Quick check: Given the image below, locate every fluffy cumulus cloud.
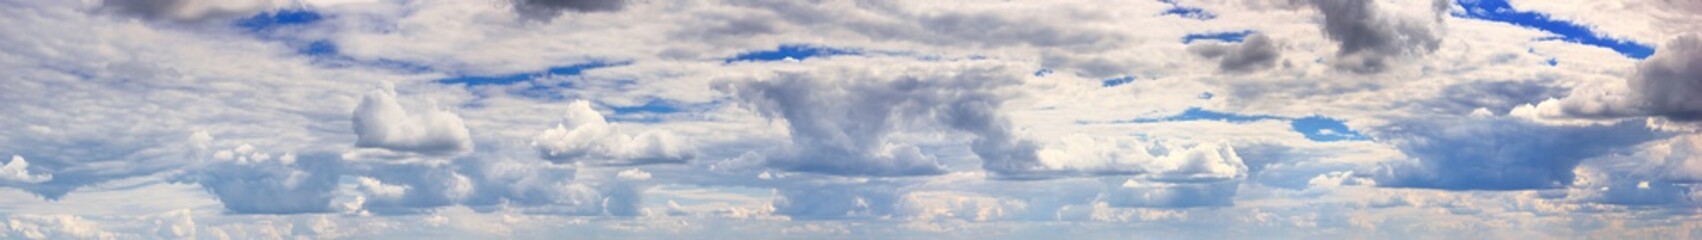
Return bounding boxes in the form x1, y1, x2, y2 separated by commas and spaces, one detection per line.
10, 0, 1702, 238
1031, 136, 1247, 181
531, 100, 695, 165
0, 156, 52, 184
1307, 0, 1448, 73
352, 86, 475, 155
1530, 35, 1702, 122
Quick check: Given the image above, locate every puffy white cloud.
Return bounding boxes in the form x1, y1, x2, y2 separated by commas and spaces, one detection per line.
352, 87, 475, 155
1028, 135, 1247, 181
1646, 135, 1702, 182
1306, 171, 1376, 188
1, 156, 51, 184
531, 100, 696, 165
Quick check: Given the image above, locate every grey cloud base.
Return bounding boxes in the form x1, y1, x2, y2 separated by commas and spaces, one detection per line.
719, 62, 1039, 177
1307, 0, 1446, 73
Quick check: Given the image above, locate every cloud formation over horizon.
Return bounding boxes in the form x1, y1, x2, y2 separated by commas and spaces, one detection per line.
1, 0, 1699, 238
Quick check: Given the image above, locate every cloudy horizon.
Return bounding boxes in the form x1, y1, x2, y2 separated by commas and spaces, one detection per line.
1, 0, 1699, 239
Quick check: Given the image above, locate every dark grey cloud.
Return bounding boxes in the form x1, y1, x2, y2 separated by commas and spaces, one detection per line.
1428, 80, 1568, 114
1373, 116, 1663, 190
512, 0, 626, 20
719, 65, 1037, 177
1544, 35, 1702, 124
1307, 0, 1446, 73
98, 0, 277, 21
1626, 35, 1702, 121
1188, 34, 1281, 73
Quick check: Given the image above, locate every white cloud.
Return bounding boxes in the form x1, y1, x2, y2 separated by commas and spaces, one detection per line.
352, 86, 475, 155
1, 156, 51, 184
531, 100, 696, 165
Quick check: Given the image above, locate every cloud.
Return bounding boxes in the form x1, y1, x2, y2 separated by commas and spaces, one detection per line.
1, 155, 52, 184
1647, 135, 1702, 183
351, 164, 476, 214
352, 87, 475, 155
601, 168, 651, 216
718, 61, 1036, 177
98, 0, 284, 21
195, 145, 342, 214
1517, 35, 1702, 128
1025, 136, 1248, 181
1307, 0, 1447, 73
0, 214, 118, 239
512, 0, 627, 20
773, 181, 901, 219
896, 191, 1027, 222
1188, 34, 1282, 73
1372, 116, 1662, 190
530, 100, 696, 165
1104, 180, 1239, 208
1624, 35, 1702, 121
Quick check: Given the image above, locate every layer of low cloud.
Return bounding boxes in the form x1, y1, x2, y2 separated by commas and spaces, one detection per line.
1373, 116, 1662, 190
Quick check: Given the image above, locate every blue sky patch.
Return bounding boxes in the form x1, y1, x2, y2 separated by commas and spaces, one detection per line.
1033, 68, 1054, 77
237, 10, 323, 32
1125, 108, 1369, 142
437, 62, 623, 87
1182, 31, 1252, 44
1130, 107, 1283, 123
299, 40, 337, 56
1102, 76, 1137, 87
611, 99, 682, 114
725, 44, 860, 63
1453, 0, 1654, 59
1290, 116, 1369, 142
1159, 0, 1216, 20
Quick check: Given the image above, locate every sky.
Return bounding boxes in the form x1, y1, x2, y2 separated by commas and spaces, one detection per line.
0, 0, 1700, 239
